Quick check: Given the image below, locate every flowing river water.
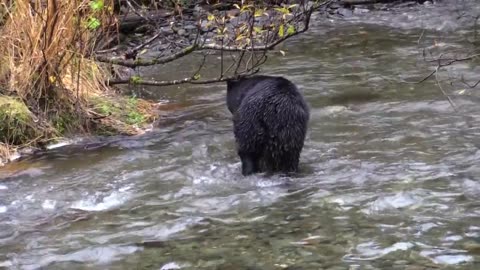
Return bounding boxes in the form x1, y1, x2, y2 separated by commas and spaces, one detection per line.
2, 1, 480, 269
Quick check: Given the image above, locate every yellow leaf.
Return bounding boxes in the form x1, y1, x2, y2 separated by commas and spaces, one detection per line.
233, 4, 240, 9
207, 14, 215, 21
287, 24, 295, 35
278, 24, 284, 37
49, 76, 56, 83
241, 4, 252, 12
275, 7, 289, 14
253, 26, 262, 33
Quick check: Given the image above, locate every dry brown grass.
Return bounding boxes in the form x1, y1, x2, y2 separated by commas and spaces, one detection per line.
0, 0, 116, 115
0, 1, 166, 164
0, 142, 11, 165
0, 0, 120, 146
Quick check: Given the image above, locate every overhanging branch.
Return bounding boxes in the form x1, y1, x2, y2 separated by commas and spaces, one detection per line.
107, 69, 260, 86
95, 0, 332, 69
98, 0, 333, 87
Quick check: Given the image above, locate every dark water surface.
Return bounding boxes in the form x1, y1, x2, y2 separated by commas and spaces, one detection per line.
1, 1, 480, 269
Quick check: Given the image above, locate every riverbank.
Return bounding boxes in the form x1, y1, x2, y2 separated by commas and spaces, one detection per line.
0, 0, 177, 166
0, 93, 163, 165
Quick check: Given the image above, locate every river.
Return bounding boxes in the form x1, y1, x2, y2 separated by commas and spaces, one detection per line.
1, 1, 480, 269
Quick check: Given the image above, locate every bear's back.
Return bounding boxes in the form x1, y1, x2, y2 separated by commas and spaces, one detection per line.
227, 75, 306, 114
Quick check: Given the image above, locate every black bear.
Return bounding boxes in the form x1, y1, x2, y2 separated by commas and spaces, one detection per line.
226, 75, 310, 176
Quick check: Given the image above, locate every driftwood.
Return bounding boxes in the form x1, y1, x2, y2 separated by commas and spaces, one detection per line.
117, 10, 173, 33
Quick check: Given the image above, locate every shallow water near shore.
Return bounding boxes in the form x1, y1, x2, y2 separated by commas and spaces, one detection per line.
1, 1, 480, 269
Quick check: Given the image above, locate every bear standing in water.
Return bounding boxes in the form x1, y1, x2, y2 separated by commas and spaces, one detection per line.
226, 75, 310, 176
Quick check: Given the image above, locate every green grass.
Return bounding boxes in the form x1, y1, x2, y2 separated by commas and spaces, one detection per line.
125, 96, 146, 125
89, 94, 150, 132
126, 111, 145, 125
0, 96, 30, 121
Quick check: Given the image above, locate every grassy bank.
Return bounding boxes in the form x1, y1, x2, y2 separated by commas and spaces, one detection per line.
0, 0, 157, 165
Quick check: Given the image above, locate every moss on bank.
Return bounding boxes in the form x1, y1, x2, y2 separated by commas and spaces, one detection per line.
0, 92, 158, 165
0, 96, 42, 164
88, 93, 159, 136
0, 1, 161, 165
0, 96, 38, 145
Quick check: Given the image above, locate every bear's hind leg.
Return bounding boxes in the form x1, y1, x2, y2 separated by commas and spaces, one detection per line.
239, 151, 261, 176
278, 150, 301, 174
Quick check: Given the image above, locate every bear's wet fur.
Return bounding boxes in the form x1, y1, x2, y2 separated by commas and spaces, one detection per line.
226, 75, 310, 176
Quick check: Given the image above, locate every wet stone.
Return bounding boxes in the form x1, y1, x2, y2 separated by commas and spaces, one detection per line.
337, 8, 353, 17
135, 24, 154, 33
184, 24, 197, 31
353, 7, 370, 14
177, 29, 187, 36
161, 27, 174, 35
153, 43, 170, 52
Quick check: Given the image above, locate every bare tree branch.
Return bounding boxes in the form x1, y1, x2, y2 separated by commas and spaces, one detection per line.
418, 53, 480, 84
434, 65, 458, 112
95, 1, 332, 68
107, 69, 260, 86
461, 78, 480, 88
100, 0, 333, 87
